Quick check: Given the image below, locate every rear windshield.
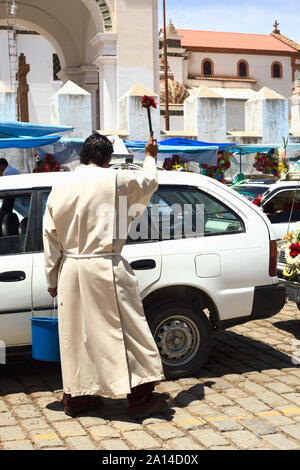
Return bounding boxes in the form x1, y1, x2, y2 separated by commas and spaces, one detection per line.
234, 185, 270, 202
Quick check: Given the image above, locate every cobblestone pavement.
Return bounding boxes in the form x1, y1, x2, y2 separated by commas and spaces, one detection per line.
0, 302, 300, 451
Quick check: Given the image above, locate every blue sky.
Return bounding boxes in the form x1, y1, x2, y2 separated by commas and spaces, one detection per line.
158, 0, 300, 43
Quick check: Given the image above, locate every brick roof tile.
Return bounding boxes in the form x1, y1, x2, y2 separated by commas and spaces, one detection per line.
178, 29, 298, 53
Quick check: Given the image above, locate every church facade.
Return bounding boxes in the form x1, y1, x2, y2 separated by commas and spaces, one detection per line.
0, 0, 159, 130
159, 21, 300, 134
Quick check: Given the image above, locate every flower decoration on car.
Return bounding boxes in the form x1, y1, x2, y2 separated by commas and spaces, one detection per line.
253, 148, 289, 179
282, 223, 300, 279
163, 154, 189, 171
33, 154, 69, 173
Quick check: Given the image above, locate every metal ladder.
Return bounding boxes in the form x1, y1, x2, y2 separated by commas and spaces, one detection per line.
6, 0, 19, 119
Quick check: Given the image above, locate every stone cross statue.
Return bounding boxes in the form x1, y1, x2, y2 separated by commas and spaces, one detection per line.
273, 20, 280, 34
16, 53, 30, 122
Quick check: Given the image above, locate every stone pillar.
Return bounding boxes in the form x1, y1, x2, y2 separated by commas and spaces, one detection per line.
119, 83, 160, 141
91, 33, 118, 131
291, 77, 300, 135
0, 81, 16, 121
184, 86, 227, 142
50, 80, 92, 138
245, 87, 289, 144
58, 66, 99, 130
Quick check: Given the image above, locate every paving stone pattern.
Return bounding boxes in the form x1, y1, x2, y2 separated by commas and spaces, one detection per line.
0, 302, 300, 450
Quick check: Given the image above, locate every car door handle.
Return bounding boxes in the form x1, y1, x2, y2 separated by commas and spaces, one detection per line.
0, 271, 26, 282
130, 259, 156, 270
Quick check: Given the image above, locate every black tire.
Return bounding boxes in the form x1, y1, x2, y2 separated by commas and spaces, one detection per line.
145, 300, 213, 379
297, 303, 300, 311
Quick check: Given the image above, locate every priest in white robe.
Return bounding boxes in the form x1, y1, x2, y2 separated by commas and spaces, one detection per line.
43, 133, 169, 418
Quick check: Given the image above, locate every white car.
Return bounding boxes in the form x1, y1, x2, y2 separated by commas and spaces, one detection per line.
233, 179, 300, 240
0, 170, 285, 378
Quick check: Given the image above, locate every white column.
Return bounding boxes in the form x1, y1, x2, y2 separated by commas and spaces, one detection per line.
98, 57, 117, 130
291, 79, 300, 135
91, 33, 118, 131
0, 81, 16, 121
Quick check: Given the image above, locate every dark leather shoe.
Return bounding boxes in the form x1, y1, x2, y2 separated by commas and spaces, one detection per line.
128, 394, 170, 419
63, 395, 103, 418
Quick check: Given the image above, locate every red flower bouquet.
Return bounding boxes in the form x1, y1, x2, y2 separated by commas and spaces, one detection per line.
140, 95, 157, 135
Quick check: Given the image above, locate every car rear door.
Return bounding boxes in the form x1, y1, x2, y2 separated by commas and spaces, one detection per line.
31, 189, 162, 317
0, 189, 36, 347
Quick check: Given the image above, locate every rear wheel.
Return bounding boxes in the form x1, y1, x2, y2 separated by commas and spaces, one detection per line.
146, 300, 213, 379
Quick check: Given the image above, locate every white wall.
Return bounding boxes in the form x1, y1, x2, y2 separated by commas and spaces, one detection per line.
0, 31, 62, 124
187, 51, 293, 98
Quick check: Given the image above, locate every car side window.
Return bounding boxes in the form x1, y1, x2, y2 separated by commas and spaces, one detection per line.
0, 192, 32, 255
127, 185, 244, 244
264, 190, 300, 223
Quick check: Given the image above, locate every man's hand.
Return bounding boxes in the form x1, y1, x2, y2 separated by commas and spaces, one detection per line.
145, 132, 158, 159
48, 287, 57, 298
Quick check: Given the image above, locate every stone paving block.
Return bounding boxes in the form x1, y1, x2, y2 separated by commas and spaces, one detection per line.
210, 378, 234, 391
281, 393, 300, 406
266, 382, 295, 394
21, 417, 50, 431
223, 389, 248, 400
0, 412, 17, 427
30, 429, 63, 448
112, 419, 144, 432
53, 420, 87, 438
89, 424, 121, 440
122, 430, 160, 450
259, 391, 290, 407
207, 394, 235, 407
13, 404, 41, 419
0, 426, 26, 441
240, 381, 268, 395
77, 415, 107, 428
65, 436, 99, 450
235, 397, 271, 413
280, 424, 300, 441
190, 428, 230, 448
3, 440, 35, 450
187, 403, 220, 418
222, 406, 253, 419
100, 439, 131, 450
223, 430, 262, 449
5, 393, 32, 406
174, 391, 203, 407
239, 418, 276, 436
0, 401, 9, 413
147, 423, 185, 440
262, 433, 299, 450
172, 408, 205, 430
208, 417, 244, 432
165, 437, 203, 450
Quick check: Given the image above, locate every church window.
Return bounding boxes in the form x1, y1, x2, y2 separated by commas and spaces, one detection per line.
238, 60, 248, 77
272, 62, 283, 79
202, 59, 213, 76
53, 54, 61, 81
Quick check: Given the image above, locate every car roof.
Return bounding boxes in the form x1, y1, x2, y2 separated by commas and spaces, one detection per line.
238, 180, 300, 189
0, 168, 220, 191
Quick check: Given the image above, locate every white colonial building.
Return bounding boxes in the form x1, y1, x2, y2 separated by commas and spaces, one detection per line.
159, 21, 300, 142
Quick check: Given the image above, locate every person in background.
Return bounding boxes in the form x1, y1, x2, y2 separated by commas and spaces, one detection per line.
0, 158, 20, 176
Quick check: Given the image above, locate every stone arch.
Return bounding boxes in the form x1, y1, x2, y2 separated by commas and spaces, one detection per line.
81, 0, 113, 32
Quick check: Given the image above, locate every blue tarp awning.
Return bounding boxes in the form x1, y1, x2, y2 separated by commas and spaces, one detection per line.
0, 121, 72, 138
0, 135, 62, 149
124, 139, 219, 153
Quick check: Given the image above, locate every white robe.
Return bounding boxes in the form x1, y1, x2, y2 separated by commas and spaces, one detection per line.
43, 157, 165, 397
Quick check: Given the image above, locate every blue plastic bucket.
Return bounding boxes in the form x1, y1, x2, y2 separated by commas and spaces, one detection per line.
31, 317, 60, 362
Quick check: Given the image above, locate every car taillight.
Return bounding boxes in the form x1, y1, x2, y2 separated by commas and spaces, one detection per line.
269, 240, 277, 277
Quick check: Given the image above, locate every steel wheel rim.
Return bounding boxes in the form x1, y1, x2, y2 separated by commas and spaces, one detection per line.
154, 315, 201, 367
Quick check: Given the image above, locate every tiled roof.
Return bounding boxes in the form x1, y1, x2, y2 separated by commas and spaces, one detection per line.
178, 29, 299, 53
